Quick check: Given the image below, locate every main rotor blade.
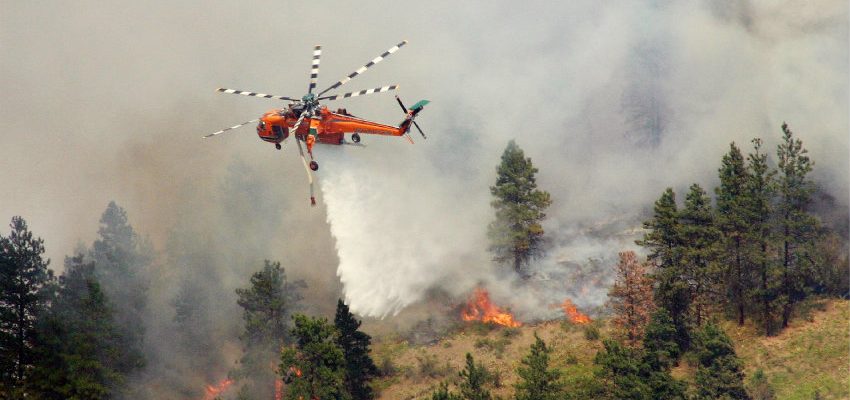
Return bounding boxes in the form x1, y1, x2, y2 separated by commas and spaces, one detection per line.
317, 40, 407, 96
216, 88, 298, 101
413, 120, 426, 139
308, 45, 321, 94
318, 85, 399, 101
203, 119, 259, 138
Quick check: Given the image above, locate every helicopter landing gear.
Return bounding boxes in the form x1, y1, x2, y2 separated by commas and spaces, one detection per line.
309, 161, 319, 171
275, 143, 282, 150
351, 133, 361, 143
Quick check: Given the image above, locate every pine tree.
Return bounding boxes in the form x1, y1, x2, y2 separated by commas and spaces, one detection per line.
236, 260, 305, 398
280, 314, 349, 400
334, 299, 378, 400
637, 189, 690, 349
458, 353, 491, 400
692, 322, 750, 400
642, 308, 680, 371
488, 140, 552, 277
89, 201, 149, 374
716, 142, 753, 325
608, 251, 656, 347
679, 183, 721, 327
514, 334, 562, 400
746, 138, 779, 336
0, 216, 53, 397
775, 123, 819, 329
431, 381, 461, 400
593, 339, 652, 400
28, 255, 124, 399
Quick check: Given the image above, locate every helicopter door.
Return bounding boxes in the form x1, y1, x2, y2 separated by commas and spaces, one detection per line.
271, 125, 288, 140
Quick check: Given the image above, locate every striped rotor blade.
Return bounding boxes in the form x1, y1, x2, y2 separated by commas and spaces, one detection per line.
216, 88, 297, 101
203, 119, 259, 138
319, 85, 399, 101
308, 45, 321, 94
317, 40, 407, 96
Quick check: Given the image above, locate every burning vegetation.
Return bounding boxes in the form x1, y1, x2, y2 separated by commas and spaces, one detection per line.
202, 378, 234, 400
461, 287, 522, 327
560, 298, 591, 325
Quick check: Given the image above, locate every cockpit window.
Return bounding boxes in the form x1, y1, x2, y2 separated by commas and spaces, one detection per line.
258, 121, 266, 130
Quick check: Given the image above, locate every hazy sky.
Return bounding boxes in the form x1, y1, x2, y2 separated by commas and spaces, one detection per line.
2, 0, 847, 317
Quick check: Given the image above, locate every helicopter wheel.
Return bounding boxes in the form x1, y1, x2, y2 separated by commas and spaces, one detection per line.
352, 133, 361, 143
309, 161, 319, 171
275, 143, 282, 150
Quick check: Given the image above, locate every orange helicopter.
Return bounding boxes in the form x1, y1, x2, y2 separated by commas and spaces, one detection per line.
206, 40, 429, 205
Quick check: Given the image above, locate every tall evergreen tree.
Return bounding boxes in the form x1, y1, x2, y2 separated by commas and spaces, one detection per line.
514, 334, 562, 400
280, 314, 349, 400
775, 123, 819, 328
458, 353, 491, 400
716, 142, 753, 325
642, 308, 680, 371
593, 339, 652, 400
236, 260, 305, 398
0, 216, 53, 398
692, 322, 750, 400
89, 201, 149, 374
745, 138, 779, 335
679, 183, 721, 327
28, 256, 124, 399
637, 189, 690, 349
488, 140, 552, 277
608, 251, 656, 347
334, 299, 378, 400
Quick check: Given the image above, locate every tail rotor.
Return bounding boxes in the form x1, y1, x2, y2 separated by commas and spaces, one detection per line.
396, 95, 429, 139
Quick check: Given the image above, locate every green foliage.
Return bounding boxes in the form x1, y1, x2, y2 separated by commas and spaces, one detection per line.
594, 339, 653, 399
643, 308, 680, 370
693, 322, 750, 400
0, 216, 53, 396
638, 188, 691, 349
679, 183, 722, 327
335, 299, 379, 399
488, 140, 552, 277
514, 334, 562, 400
458, 353, 492, 400
583, 324, 600, 341
748, 369, 775, 400
716, 142, 754, 325
473, 337, 511, 358
280, 314, 349, 400
236, 260, 305, 398
28, 256, 125, 400
89, 202, 149, 375
431, 381, 462, 400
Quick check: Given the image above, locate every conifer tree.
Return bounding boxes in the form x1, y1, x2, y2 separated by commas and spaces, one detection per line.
637, 189, 690, 349
716, 142, 753, 325
236, 260, 305, 398
28, 256, 124, 399
280, 314, 349, 400
458, 353, 491, 400
89, 201, 149, 374
514, 334, 562, 400
642, 308, 680, 371
775, 123, 819, 328
431, 382, 461, 400
679, 183, 721, 327
593, 339, 652, 400
745, 138, 778, 335
334, 299, 378, 400
692, 322, 750, 400
488, 140, 552, 277
608, 251, 656, 347
0, 216, 53, 397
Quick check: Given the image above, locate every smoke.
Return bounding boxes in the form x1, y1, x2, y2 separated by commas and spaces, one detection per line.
1, 0, 847, 396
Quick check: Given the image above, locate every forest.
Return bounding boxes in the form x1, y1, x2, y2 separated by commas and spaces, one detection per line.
1, 122, 847, 400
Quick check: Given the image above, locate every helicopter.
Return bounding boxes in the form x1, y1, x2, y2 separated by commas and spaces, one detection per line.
206, 40, 429, 206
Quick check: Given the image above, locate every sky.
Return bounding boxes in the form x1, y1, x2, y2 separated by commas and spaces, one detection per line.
1, 0, 847, 319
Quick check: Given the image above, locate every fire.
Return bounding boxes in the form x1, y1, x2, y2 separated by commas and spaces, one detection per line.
275, 379, 283, 400
461, 287, 522, 327
202, 378, 234, 400
560, 298, 591, 324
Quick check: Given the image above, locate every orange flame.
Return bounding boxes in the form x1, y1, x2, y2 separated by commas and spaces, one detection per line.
461, 288, 522, 327
275, 379, 283, 400
560, 299, 591, 324
202, 378, 234, 400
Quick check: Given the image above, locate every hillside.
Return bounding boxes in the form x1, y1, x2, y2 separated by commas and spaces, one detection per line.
372, 299, 849, 400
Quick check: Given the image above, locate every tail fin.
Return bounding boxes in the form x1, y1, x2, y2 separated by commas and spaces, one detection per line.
398, 99, 429, 132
